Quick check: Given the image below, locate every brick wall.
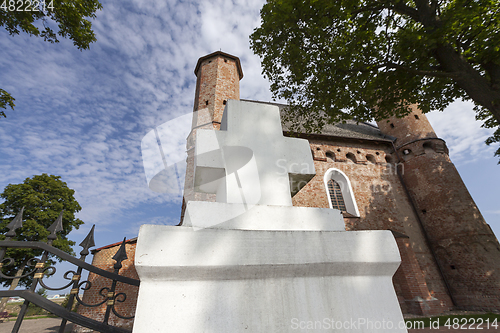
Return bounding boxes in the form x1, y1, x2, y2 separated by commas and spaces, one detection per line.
378, 107, 500, 311
393, 235, 445, 315
73, 240, 139, 332
291, 136, 452, 314
399, 145, 500, 310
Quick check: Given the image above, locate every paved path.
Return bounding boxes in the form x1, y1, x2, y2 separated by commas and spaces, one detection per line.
0, 317, 73, 333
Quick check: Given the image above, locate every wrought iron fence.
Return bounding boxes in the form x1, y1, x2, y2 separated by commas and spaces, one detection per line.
0, 208, 140, 333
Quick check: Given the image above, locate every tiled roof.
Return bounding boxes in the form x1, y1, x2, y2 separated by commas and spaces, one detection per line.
240, 99, 391, 142
91, 237, 137, 254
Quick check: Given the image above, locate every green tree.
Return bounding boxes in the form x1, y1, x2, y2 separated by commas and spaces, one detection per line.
0, 174, 84, 290
36, 287, 48, 297
250, 0, 500, 156
0, 0, 102, 119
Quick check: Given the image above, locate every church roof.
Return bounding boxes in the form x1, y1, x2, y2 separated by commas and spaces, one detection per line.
91, 237, 137, 254
240, 99, 392, 142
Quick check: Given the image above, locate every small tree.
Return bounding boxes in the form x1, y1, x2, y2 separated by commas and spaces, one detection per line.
35, 287, 48, 298
0, 174, 84, 309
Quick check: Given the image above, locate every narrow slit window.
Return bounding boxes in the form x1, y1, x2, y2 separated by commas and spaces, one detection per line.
327, 179, 347, 212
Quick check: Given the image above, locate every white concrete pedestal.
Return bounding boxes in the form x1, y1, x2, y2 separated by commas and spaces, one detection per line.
182, 201, 346, 231
133, 224, 407, 332
134, 100, 407, 332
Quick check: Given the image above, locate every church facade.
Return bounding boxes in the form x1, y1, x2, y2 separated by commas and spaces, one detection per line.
182, 51, 500, 315
78, 51, 500, 329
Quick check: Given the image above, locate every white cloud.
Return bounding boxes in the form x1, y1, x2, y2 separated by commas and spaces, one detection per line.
125, 214, 180, 237
426, 101, 496, 164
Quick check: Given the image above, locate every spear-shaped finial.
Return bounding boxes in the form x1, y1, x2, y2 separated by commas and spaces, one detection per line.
5, 207, 24, 238
112, 238, 128, 270
47, 210, 64, 240
79, 225, 96, 257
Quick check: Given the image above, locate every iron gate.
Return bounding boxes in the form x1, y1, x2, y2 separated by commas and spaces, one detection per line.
0, 208, 140, 333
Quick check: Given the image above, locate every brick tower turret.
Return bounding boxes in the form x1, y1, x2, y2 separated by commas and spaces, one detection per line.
180, 52, 243, 223
377, 105, 500, 310
193, 51, 243, 128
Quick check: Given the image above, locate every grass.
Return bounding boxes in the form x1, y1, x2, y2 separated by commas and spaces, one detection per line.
4, 298, 67, 320
5, 314, 58, 321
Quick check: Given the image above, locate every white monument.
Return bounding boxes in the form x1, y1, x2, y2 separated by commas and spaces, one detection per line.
133, 100, 408, 332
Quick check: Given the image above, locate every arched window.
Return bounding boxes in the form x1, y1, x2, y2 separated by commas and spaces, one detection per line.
346, 152, 356, 163
327, 179, 346, 211
324, 168, 360, 217
366, 154, 376, 163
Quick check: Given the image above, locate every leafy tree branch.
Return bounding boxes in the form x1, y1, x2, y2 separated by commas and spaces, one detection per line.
250, 0, 500, 158
0, 0, 102, 119
0, 89, 15, 118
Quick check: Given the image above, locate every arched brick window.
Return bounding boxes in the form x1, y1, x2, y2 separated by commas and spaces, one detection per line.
324, 168, 360, 217
327, 179, 347, 211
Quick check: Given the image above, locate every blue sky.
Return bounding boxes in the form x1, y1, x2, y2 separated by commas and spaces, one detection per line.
1, 0, 499, 289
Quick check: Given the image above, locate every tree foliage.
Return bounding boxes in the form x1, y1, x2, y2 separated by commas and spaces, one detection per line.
0, 0, 102, 49
250, 0, 500, 143
0, 0, 102, 118
0, 88, 15, 118
477, 108, 500, 161
0, 174, 84, 287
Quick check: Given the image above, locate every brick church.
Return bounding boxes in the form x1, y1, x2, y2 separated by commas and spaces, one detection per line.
78, 51, 500, 329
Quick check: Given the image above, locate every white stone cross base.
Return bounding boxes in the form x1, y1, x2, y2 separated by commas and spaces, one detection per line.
132, 226, 408, 332
181, 201, 346, 231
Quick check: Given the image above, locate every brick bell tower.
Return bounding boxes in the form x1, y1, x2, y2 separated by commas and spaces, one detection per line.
180, 52, 244, 223
377, 105, 500, 311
